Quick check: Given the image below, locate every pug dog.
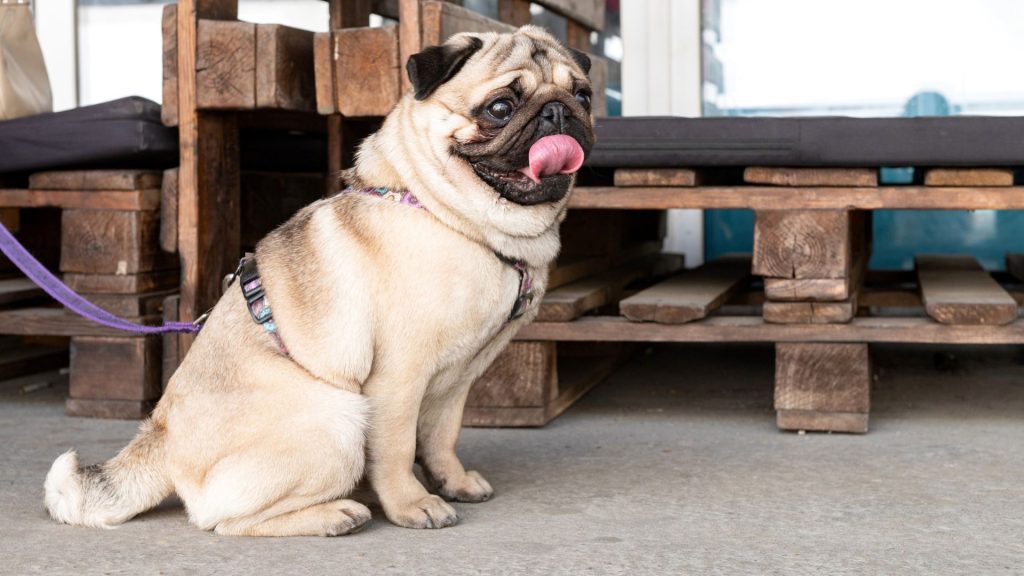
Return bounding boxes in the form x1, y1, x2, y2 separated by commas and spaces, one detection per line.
44, 25, 594, 536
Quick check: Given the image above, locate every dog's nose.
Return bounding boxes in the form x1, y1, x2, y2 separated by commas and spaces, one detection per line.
540, 101, 570, 131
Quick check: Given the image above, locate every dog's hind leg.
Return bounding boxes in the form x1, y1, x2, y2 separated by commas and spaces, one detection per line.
214, 499, 371, 537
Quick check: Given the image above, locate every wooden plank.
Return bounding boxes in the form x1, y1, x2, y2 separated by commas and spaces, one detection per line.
619, 255, 751, 324
763, 299, 856, 324
548, 256, 609, 290
196, 20, 256, 109
515, 316, 1024, 345
162, 4, 179, 126
60, 210, 177, 275
162, 294, 181, 390
775, 342, 870, 433
924, 168, 1014, 187
753, 210, 849, 279
776, 410, 869, 435
532, 0, 604, 31
66, 398, 156, 420
161, 168, 178, 253
744, 167, 878, 187
421, 1, 515, 46
313, 32, 337, 115
916, 255, 1017, 326
256, 24, 316, 112
70, 336, 162, 401
568, 186, 1024, 211
0, 189, 160, 211
1008, 254, 1024, 283
764, 277, 849, 302
0, 278, 43, 306
29, 170, 161, 191
334, 26, 401, 117
538, 255, 684, 322
497, 0, 531, 26
466, 341, 554, 409
614, 169, 699, 187
0, 308, 161, 338
0, 344, 67, 382
65, 270, 179, 294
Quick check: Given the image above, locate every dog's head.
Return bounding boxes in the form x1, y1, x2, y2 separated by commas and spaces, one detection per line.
406, 26, 596, 207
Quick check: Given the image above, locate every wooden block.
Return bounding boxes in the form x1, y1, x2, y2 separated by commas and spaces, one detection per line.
916, 255, 1018, 326
83, 290, 177, 318
0, 343, 68, 382
532, 0, 604, 31
924, 168, 1014, 187
66, 398, 155, 420
753, 210, 850, 279
620, 254, 751, 324
1007, 254, 1024, 283
466, 341, 554, 408
538, 255, 685, 322
196, 20, 256, 109
256, 24, 316, 112
776, 410, 868, 434
65, 270, 180, 294
744, 167, 878, 187
161, 168, 178, 253
162, 294, 181, 390
0, 308, 160, 337
162, 4, 179, 126
614, 169, 699, 187
774, 342, 870, 433
497, 0, 531, 26
0, 278, 42, 306
29, 170, 162, 191
764, 277, 849, 302
313, 32, 337, 115
421, 1, 515, 46
70, 336, 162, 401
334, 26, 401, 117
60, 210, 176, 275
763, 299, 856, 324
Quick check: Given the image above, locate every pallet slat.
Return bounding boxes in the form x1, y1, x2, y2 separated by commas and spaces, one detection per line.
29, 170, 162, 191
916, 255, 1018, 325
0, 189, 160, 211
744, 167, 878, 187
614, 169, 699, 187
924, 168, 1014, 187
619, 254, 750, 324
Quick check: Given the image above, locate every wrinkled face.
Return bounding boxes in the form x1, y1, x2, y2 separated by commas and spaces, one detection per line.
407, 28, 597, 206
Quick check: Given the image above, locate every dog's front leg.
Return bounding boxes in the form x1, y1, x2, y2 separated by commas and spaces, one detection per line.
417, 379, 494, 503
365, 373, 459, 529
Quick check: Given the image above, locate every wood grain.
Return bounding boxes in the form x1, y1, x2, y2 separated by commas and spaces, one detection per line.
313, 32, 337, 115
421, 1, 515, 45
924, 168, 1014, 187
256, 24, 316, 112
568, 186, 1024, 211
69, 336, 162, 401
753, 210, 849, 279
60, 210, 176, 275
916, 255, 1018, 325
335, 26, 401, 117
620, 254, 751, 324
196, 19, 256, 109
774, 342, 870, 433
466, 341, 554, 408
29, 170, 161, 191
0, 308, 161, 337
0, 189, 160, 211
160, 168, 178, 253
614, 169, 699, 187
744, 167, 878, 187
764, 277, 849, 302
162, 4, 179, 126
82, 290, 176, 318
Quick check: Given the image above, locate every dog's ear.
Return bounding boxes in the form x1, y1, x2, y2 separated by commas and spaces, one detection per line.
568, 47, 591, 75
407, 36, 484, 101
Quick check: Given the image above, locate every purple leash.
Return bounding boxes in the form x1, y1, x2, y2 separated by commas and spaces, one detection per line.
0, 222, 199, 335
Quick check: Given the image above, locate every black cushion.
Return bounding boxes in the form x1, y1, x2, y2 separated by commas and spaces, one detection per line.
587, 116, 1024, 168
0, 97, 178, 174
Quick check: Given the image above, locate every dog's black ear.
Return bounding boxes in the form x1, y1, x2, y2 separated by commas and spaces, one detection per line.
568, 47, 591, 75
407, 37, 484, 101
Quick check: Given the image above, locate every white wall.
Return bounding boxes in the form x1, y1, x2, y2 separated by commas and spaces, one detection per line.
34, 0, 78, 112
621, 0, 704, 266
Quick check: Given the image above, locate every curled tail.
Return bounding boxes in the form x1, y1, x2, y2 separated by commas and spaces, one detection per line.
45, 419, 173, 529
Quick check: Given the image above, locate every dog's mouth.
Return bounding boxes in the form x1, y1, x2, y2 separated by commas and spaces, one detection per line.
470, 135, 585, 206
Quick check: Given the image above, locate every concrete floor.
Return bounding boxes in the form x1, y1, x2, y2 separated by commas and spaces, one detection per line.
1, 343, 1023, 575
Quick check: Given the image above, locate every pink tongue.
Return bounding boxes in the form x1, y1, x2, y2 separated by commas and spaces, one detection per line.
519, 135, 585, 184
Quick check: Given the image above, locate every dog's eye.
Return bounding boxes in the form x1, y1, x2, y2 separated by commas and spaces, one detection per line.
486, 98, 514, 121
574, 90, 592, 109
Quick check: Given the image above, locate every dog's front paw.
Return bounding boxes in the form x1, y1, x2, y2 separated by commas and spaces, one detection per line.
437, 470, 494, 503
386, 494, 458, 529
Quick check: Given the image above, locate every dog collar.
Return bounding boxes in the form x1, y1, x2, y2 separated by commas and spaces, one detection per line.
234, 257, 289, 355
344, 186, 535, 321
